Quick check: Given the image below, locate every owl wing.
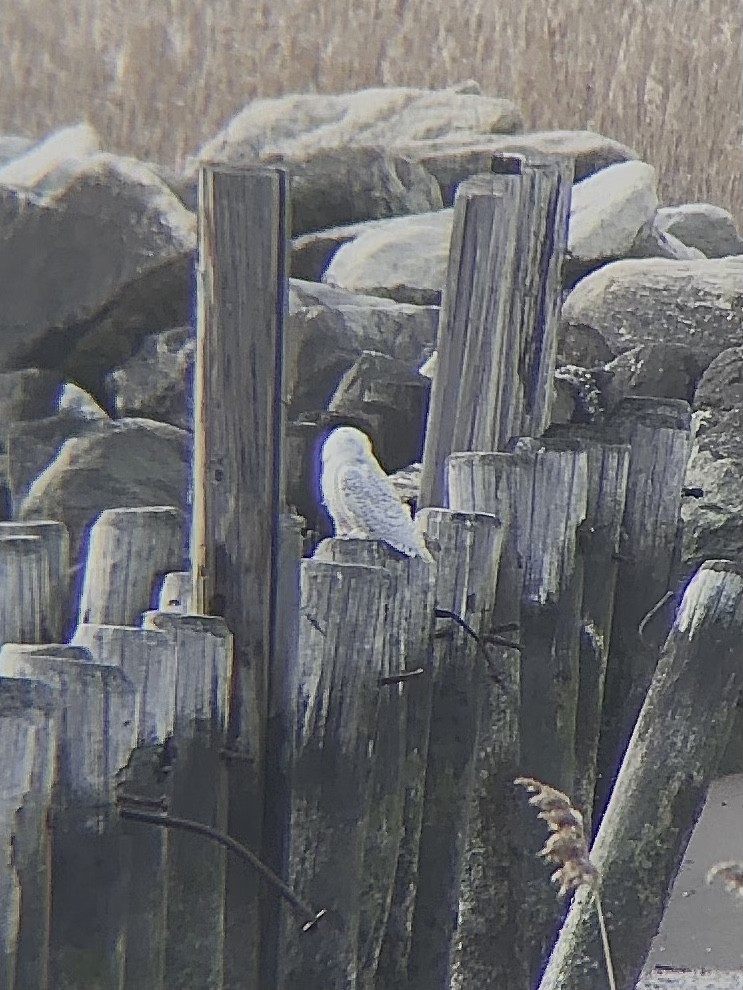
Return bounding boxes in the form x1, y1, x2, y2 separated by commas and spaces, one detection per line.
336, 459, 425, 556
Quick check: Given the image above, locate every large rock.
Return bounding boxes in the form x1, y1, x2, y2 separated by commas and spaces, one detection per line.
19, 418, 189, 563
286, 301, 438, 415
668, 349, 743, 574
561, 257, 743, 367
0, 123, 101, 195
0, 368, 63, 428
0, 153, 195, 376
289, 278, 407, 311
323, 208, 453, 304
628, 216, 706, 262
193, 86, 523, 164
603, 343, 703, 406
656, 203, 743, 258
261, 146, 442, 234
105, 326, 194, 429
568, 160, 658, 262
397, 129, 637, 205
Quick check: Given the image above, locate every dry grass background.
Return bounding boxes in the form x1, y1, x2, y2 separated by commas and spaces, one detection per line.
0, 0, 740, 219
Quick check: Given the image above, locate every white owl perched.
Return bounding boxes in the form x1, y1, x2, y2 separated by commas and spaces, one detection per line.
321, 427, 432, 561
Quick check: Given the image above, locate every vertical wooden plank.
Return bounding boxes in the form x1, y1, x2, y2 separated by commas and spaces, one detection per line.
141, 612, 232, 990
313, 539, 437, 990
418, 156, 572, 509
0, 653, 136, 990
446, 452, 522, 990
191, 163, 288, 988
594, 397, 691, 819
0, 521, 69, 640
406, 509, 505, 990
74, 621, 177, 990
0, 535, 50, 647
540, 561, 743, 990
77, 507, 185, 627
545, 426, 631, 831
0, 677, 57, 990
277, 560, 392, 990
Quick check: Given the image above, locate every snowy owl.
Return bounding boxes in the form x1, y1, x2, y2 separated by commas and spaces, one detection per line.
320, 427, 432, 561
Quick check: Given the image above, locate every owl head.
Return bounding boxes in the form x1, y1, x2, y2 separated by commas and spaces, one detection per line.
321, 426, 373, 464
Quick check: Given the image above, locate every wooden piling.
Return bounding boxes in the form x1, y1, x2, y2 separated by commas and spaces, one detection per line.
277, 559, 392, 990
313, 539, 437, 990
594, 398, 691, 819
0, 677, 57, 990
77, 506, 185, 627
0, 535, 51, 647
0, 651, 136, 990
446, 452, 522, 990
191, 163, 288, 988
406, 508, 505, 990
546, 426, 631, 831
141, 611, 232, 990
71, 624, 177, 745
418, 156, 572, 508
157, 570, 193, 613
0, 521, 69, 640
539, 560, 743, 990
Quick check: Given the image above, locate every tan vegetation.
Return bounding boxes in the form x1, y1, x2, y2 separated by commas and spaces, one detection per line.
0, 0, 739, 220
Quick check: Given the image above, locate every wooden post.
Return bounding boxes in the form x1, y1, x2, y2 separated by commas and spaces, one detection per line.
594, 398, 691, 818
0, 521, 69, 640
277, 560, 392, 990
313, 539, 437, 990
72, 621, 177, 990
141, 611, 232, 990
71, 624, 177, 745
418, 155, 572, 508
0, 535, 51, 646
157, 571, 193, 613
0, 677, 57, 990
539, 560, 743, 990
446, 452, 522, 990
406, 508, 505, 990
0, 651, 136, 990
546, 426, 631, 831
191, 163, 288, 988
77, 507, 185, 627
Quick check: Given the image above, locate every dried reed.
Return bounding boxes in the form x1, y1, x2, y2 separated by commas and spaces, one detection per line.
515, 775, 617, 990
0, 0, 738, 222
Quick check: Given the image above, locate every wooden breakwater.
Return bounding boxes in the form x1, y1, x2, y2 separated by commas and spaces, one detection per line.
0, 156, 741, 990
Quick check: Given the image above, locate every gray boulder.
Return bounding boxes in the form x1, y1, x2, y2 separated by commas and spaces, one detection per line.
628, 216, 706, 262
286, 301, 438, 415
58, 383, 108, 420
105, 326, 194, 430
603, 343, 703, 406
568, 161, 658, 263
0, 123, 101, 196
0, 153, 195, 376
0, 369, 62, 428
262, 145, 442, 235
656, 203, 743, 258
665, 348, 743, 575
19, 418, 189, 562
289, 278, 406, 311
323, 208, 453, 304
398, 129, 637, 205
561, 257, 743, 367
193, 86, 523, 165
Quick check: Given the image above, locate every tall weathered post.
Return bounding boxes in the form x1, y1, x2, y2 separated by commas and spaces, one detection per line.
191, 163, 289, 987
418, 155, 572, 508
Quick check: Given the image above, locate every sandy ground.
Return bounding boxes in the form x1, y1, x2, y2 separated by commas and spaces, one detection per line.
638, 772, 743, 988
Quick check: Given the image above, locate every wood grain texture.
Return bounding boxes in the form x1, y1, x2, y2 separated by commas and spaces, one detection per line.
594, 397, 691, 818
278, 559, 392, 990
407, 508, 505, 990
0, 521, 69, 640
540, 560, 743, 990
0, 677, 57, 990
418, 156, 572, 509
77, 506, 185, 627
191, 164, 288, 987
